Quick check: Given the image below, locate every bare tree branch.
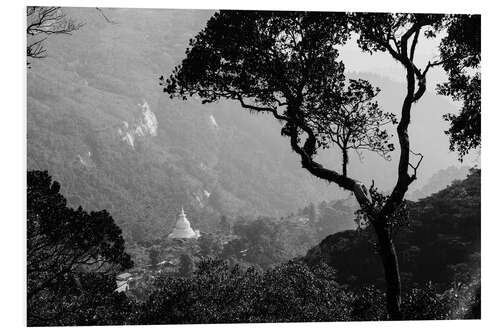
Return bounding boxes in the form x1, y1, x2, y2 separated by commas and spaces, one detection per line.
96, 7, 118, 24
26, 7, 84, 65
408, 149, 424, 181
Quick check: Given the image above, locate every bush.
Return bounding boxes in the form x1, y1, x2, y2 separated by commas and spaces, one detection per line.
139, 259, 361, 324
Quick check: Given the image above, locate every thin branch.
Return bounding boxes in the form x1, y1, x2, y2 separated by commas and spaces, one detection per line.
27, 6, 83, 64
235, 94, 289, 121
408, 149, 424, 180
96, 7, 118, 24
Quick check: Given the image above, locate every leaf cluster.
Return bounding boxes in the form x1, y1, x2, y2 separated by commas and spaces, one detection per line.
438, 15, 481, 159
27, 170, 133, 325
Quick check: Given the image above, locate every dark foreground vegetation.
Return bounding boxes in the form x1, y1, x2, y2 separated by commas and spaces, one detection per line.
161, 11, 480, 319
27, 169, 480, 326
26, 7, 480, 325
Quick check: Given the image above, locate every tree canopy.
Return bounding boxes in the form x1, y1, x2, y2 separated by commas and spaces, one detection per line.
162, 11, 480, 320
27, 170, 133, 325
27, 7, 83, 64
163, 11, 397, 194
438, 15, 481, 159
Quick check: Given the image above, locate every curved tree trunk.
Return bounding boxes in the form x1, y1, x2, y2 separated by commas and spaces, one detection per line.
352, 182, 403, 319
287, 97, 408, 320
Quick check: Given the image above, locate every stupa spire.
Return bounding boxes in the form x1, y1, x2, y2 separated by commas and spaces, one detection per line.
168, 206, 199, 239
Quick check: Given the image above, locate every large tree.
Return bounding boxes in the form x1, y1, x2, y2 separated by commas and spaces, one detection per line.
162, 11, 480, 319
309, 78, 397, 176
27, 170, 133, 325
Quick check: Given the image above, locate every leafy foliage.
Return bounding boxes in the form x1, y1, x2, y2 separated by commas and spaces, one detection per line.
27, 170, 133, 326
402, 271, 480, 320
26, 169, 480, 324
309, 79, 397, 175
221, 217, 286, 270
305, 169, 480, 290
162, 11, 481, 319
138, 257, 478, 324
139, 259, 370, 324
27, 7, 345, 244
164, 11, 349, 107
355, 183, 410, 236
27, 9, 481, 323
438, 15, 481, 159
163, 11, 398, 179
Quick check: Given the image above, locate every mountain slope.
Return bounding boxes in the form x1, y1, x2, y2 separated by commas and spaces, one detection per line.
406, 165, 471, 200
27, 8, 342, 241
27, 8, 471, 242
304, 169, 480, 289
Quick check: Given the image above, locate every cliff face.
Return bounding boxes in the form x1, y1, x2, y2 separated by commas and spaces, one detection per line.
27, 8, 342, 240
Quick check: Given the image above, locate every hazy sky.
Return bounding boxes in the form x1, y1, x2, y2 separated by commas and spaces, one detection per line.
339, 31, 448, 88
334, 31, 479, 192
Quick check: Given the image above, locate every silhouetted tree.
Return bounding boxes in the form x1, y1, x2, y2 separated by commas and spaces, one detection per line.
140, 259, 362, 324
305, 169, 480, 309
27, 170, 133, 325
438, 15, 481, 159
27, 7, 83, 65
162, 11, 480, 320
27, 6, 117, 67
310, 78, 397, 176
348, 13, 478, 317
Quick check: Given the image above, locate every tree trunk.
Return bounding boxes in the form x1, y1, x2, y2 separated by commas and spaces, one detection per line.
342, 149, 348, 177
373, 218, 403, 320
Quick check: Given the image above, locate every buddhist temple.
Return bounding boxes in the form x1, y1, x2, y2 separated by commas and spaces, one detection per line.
168, 207, 200, 239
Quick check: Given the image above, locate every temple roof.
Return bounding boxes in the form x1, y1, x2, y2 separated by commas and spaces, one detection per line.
168, 207, 199, 239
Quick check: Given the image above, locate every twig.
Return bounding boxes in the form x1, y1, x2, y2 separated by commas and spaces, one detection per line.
96, 7, 118, 24
408, 149, 424, 180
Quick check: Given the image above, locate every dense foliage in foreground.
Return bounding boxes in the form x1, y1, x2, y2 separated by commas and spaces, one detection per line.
27, 170, 134, 326
27, 170, 480, 325
304, 169, 480, 291
137, 259, 479, 324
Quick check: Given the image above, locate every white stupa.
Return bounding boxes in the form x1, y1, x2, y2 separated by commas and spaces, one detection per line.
168, 207, 200, 239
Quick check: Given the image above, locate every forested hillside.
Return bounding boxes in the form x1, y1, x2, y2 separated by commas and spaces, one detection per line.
27, 168, 480, 325
27, 8, 343, 242
407, 165, 471, 200
27, 8, 471, 245
25, 8, 481, 325
304, 168, 480, 291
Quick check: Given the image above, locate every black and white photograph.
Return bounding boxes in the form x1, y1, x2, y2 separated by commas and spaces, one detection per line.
4, 0, 497, 330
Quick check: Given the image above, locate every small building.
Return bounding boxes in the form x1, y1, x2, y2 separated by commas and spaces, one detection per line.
115, 280, 129, 293
115, 272, 133, 293
168, 207, 200, 239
